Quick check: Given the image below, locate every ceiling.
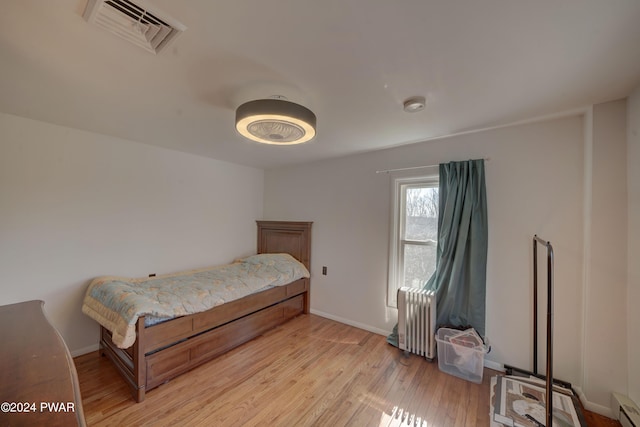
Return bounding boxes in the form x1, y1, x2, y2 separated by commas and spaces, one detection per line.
1, 1, 640, 169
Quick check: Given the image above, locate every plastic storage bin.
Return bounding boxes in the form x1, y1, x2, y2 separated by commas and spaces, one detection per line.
435, 327, 489, 383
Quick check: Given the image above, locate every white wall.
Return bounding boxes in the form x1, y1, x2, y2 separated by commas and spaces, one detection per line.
628, 86, 640, 404
265, 115, 586, 386
583, 100, 628, 410
0, 112, 264, 355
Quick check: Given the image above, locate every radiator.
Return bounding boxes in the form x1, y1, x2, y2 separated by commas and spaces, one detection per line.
397, 287, 436, 360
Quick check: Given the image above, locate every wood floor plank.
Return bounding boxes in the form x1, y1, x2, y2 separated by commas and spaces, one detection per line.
75, 314, 620, 427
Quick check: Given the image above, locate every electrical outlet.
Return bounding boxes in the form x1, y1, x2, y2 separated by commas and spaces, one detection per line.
322, 266, 327, 275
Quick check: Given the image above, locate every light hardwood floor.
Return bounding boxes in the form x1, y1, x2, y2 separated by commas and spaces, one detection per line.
75, 314, 619, 427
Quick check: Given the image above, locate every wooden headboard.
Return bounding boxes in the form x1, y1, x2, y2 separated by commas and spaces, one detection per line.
257, 221, 312, 271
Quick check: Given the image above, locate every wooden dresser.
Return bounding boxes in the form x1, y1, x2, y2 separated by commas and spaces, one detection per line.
0, 300, 86, 426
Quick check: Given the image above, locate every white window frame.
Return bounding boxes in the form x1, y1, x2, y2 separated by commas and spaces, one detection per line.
387, 174, 439, 307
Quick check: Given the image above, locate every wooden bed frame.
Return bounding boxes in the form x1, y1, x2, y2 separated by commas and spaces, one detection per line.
99, 220, 312, 402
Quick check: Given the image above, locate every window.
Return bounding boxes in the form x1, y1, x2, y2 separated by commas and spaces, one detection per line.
388, 175, 439, 307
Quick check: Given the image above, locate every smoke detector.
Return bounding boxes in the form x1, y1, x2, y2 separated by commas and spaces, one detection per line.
403, 96, 426, 113
83, 0, 186, 54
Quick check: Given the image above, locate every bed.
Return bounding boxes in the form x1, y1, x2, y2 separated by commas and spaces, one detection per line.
83, 220, 312, 402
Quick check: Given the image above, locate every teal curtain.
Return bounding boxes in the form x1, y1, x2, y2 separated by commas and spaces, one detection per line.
427, 159, 487, 336
388, 159, 487, 346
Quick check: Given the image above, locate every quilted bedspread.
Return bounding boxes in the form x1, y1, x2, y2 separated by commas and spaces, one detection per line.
82, 253, 310, 349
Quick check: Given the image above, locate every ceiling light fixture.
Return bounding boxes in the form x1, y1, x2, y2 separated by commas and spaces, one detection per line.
235, 98, 317, 145
403, 96, 426, 113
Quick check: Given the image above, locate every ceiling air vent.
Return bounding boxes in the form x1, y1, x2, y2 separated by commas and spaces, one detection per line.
83, 0, 186, 54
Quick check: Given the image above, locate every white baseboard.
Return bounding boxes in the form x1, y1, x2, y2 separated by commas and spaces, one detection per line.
70, 343, 100, 358
309, 309, 391, 337
483, 359, 505, 372
573, 386, 614, 419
